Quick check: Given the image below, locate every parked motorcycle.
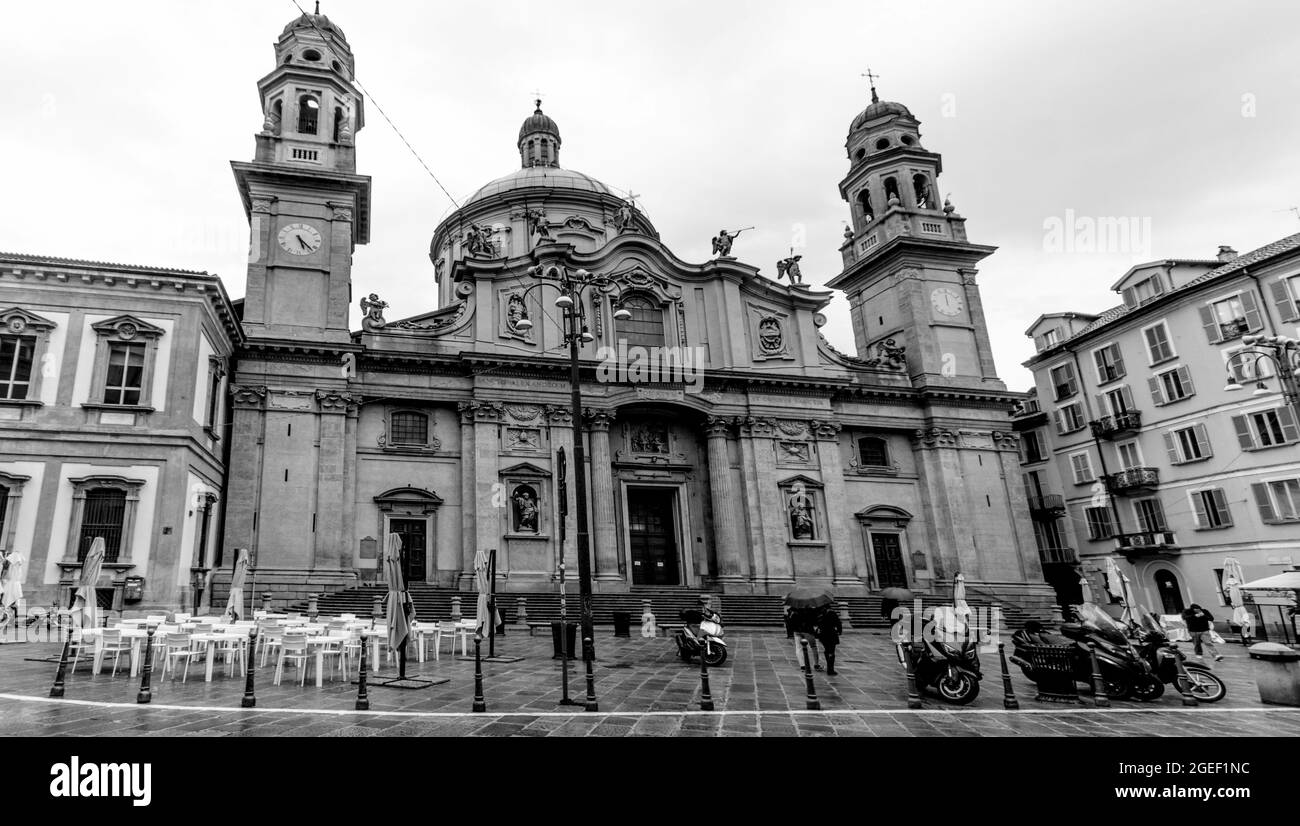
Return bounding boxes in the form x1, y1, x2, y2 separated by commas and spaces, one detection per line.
898, 607, 982, 704
1010, 604, 1162, 701
676, 607, 727, 667
1132, 611, 1227, 703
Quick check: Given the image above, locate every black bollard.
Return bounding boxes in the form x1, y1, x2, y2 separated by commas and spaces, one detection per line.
472, 634, 486, 713
901, 642, 923, 709
1173, 656, 1200, 707
136, 626, 156, 704
1086, 643, 1110, 708
997, 643, 1020, 710
699, 647, 715, 712
582, 637, 598, 712
49, 627, 74, 698
799, 638, 821, 711
241, 628, 257, 708
355, 631, 370, 711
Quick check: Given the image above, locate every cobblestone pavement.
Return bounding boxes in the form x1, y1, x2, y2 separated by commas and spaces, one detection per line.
2, 629, 1297, 736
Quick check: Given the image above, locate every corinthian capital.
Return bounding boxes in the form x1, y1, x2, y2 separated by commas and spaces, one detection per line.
230, 384, 268, 409
809, 419, 843, 440
458, 400, 505, 423
704, 415, 737, 438
583, 408, 616, 431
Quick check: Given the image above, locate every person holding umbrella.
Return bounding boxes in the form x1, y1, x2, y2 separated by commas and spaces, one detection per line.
814, 604, 842, 676
784, 586, 833, 670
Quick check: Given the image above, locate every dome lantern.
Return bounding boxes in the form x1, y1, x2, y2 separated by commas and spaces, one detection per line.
518, 101, 562, 168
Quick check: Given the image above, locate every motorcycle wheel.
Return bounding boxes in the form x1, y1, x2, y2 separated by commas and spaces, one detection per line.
935, 671, 980, 705
1101, 676, 1132, 701
1179, 666, 1227, 703
703, 646, 728, 667
1131, 675, 1165, 702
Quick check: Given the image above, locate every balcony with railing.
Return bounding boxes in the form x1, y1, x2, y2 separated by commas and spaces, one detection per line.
1219, 319, 1250, 341
1028, 494, 1067, 518
1038, 546, 1079, 565
1105, 466, 1160, 495
1114, 530, 1179, 554
1089, 410, 1142, 439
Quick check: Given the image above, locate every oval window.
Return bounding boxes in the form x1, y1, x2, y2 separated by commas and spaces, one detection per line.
875, 138, 890, 150
303, 48, 322, 62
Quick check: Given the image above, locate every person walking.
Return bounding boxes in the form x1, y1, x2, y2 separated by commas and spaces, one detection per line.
814, 606, 842, 676
1181, 604, 1223, 662
790, 607, 821, 670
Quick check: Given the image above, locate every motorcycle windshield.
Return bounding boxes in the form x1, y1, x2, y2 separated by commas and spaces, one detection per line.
1077, 603, 1129, 645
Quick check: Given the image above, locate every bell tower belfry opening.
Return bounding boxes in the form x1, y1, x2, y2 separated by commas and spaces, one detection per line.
231, 6, 371, 344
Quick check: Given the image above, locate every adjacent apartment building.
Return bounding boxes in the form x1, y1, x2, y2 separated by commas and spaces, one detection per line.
1015, 234, 1300, 619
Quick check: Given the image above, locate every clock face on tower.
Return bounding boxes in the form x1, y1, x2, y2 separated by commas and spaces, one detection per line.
277, 222, 322, 255
930, 287, 964, 317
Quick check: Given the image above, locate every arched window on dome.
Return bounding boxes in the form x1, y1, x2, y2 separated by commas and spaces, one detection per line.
297, 94, 319, 135
857, 189, 874, 223
883, 176, 900, 206
539, 139, 549, 165
332, 106, 344, 142
912, 174, 936, 209
615, 294, 666, 349
528, 139, 537, 166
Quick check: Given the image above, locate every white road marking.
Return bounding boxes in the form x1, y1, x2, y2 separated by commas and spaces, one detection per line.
2, 692, 1297, 720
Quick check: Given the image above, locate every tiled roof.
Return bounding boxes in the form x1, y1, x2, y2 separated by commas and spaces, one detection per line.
0, 252, 212, 277
1034, 232, 1300, 357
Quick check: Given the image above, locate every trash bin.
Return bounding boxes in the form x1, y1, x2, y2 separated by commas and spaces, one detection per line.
612, 611, 631, 637
551, 620, 577, 660
1248, 642, 1300, 706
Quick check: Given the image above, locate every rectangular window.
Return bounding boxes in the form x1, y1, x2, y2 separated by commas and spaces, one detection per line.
1225, 346, 1276, 382
1191, 489, 1232, 529
0, 334, 35, 400
1035, 327, 1063, 352
1084, 506, 1115, 540
78, 488, 127, 563
1101, 385, 1134, 415
1133, 497, 1167, 533
1233, 408, 1300, 450
1069, 451, 1095, 484
1093, 343, 1126, 384
1200, 292, 1261, 343
1149, 365, 1194, 405
1122, 275, 1165, 308
390, 411, 430, 446
1050, 362, 1079, 401
103, 343, 145, 406
1116, 441, 1142, 470
1143, 321, 1175, 364
1252, 478, 1300, 523
1055, 402, 1085, 434
1020, 430, 1045, 464
1267, 275, 1300, 323
1165, 424, 1212, 464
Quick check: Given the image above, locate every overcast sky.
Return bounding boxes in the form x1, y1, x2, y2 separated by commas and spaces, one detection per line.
3, 0, 1298, 388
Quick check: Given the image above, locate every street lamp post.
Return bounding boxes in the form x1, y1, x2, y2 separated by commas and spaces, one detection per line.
1223, 334, 1300, 423
514, 264, 631, 704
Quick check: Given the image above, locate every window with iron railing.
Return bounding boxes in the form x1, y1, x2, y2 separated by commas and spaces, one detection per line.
78, 488, 126, 563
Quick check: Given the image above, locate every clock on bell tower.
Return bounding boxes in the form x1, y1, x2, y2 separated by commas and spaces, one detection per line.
825, 79, 1003, 390
232, 7, 371, 344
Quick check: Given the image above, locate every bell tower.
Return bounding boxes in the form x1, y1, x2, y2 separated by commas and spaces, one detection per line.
826, 80, 1002, 390
232, 6, 371, 344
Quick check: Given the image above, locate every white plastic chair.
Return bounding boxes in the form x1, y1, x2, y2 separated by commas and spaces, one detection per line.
436, 621, 461, 659
161, 633, 203, 682
95, 629, 132, 677
274, 634, 311, 686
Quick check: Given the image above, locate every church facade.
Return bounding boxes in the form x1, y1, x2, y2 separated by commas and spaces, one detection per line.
1, 11, 1053, 613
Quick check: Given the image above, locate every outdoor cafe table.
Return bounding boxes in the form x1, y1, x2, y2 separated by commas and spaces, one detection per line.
190, 632, 252, 682
80, 627, 148, 676
303, 634, 350, 687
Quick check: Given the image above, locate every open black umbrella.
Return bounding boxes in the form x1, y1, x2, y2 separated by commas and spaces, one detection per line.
878, 587, 914, 621
784, 586, 834, 611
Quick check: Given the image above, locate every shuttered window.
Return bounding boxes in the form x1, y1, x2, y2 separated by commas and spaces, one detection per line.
1084, 507, 1115, 540
1267, 276, 1300, 323
1050, 362, 1079, 400
1148, 365, 1194, 405
1200, 292, 1263, 343
1093, 343, 1126, 384
1191, 489, 1232, 529
1069, 451, 1094, 484
1252, 479, 1300, 523
1143, 322, 1175, 364
1164, 424, 1212, 464
1232, 408, 1300, 450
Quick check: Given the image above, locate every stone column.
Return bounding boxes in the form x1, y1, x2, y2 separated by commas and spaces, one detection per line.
910, 427, 970, 583
585, 409, 621, 584
456, 402, 476, 588
457, 401, 504, 588
737, 416, 792, 590
545, 405, 578, 574
811, 419, 860, 589
224, 385, 267, 559
313, 390, 354, 571
705, 416, 746, 591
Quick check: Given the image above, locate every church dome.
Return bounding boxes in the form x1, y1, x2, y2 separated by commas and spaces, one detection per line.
465, 166, 612, 206
518, 106, 560, 143
850, 98, 912, 132
281, 11, 347, 43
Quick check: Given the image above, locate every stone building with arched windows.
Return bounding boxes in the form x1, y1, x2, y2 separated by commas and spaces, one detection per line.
1, 11, 1053, 613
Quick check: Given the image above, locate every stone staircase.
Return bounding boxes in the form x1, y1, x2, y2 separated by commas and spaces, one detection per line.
286, 584, 1055, 631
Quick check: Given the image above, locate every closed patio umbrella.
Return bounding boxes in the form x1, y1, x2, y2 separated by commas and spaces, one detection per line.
74, 537, 106, 628
953, 573, 971, 620
473, 548, 500, 639
1, 550, 24, 613
224, 548, 249, 621
1223, 557, 1253, 638
383, 533, 413, 678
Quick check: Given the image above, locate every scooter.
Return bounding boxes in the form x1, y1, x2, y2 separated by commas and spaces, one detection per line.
675, 607, 727, 667
899, 610, 982, 705
1132, 611, 1227, 703
1010, 604, 1163, 701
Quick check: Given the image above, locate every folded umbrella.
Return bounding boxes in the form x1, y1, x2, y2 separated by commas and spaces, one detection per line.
224, 548, 249, 621
74, 537, 105, 627
953, 573, 971, 619
383, 533, 412, 676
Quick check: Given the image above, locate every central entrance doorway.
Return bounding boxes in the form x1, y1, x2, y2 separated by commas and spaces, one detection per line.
871, 533, 908, 589
389, 518, 427, 583
627, 488, 680, 585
